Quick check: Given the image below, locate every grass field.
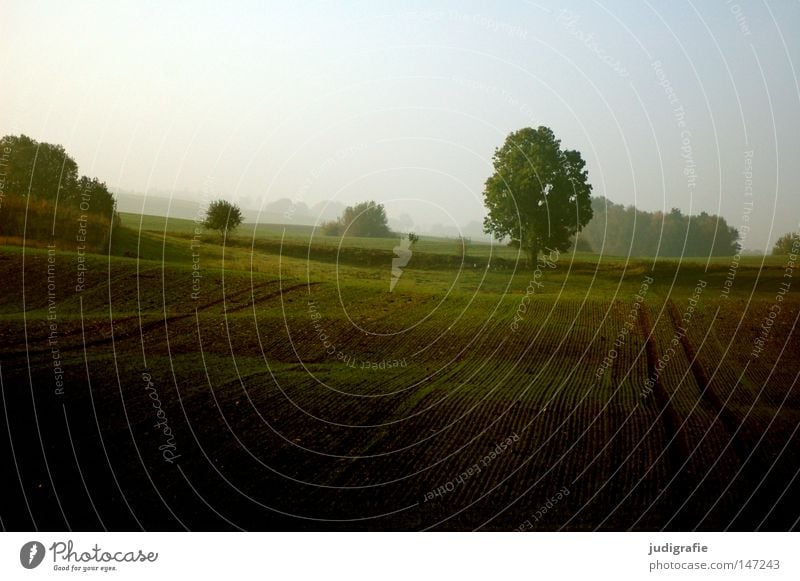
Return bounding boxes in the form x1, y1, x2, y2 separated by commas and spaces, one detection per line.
0, 213, 797, 531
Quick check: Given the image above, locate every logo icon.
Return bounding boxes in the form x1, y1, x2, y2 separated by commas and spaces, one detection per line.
390, 235, 413, 291
20, 541, 45, 569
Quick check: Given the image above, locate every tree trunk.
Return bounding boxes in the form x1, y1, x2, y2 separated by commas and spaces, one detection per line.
526, 244, 540, 269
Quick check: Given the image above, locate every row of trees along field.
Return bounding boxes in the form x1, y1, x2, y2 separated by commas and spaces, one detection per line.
0, 134, 118, 250
480, 126, 741, 259
578, 196, 741, 257
0, 129, 760, 260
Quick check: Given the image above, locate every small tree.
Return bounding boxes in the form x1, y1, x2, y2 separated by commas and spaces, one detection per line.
773, 232, 799, 255
203, 199, 243, 236
407, 232, 420, 245
323, 200, 392, 238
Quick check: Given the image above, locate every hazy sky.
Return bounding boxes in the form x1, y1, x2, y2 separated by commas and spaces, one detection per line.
1, 0, 798, 249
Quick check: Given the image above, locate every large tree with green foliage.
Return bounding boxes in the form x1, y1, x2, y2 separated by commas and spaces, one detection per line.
1, 134, 117, 216
0, 134, 119, 249
323, 200, 392, 237
482, 126, 593, 264
0, 134, 78, 200
203, 199, 244, 236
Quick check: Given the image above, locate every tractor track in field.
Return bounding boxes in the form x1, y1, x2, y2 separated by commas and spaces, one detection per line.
665, 299, 748, 460
637, 304, 693, 502
663, 299, 779, 529
9, 281, 319, 358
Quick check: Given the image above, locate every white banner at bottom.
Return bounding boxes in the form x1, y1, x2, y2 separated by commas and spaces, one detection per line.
1, 532, 795, 580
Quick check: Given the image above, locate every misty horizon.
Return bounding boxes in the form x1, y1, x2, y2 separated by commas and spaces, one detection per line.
2, 1, 798, 252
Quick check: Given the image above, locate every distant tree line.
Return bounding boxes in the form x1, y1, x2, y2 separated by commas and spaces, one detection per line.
578, 196, 740, 257
773, 232, 798, 256
0, 134, 118, 250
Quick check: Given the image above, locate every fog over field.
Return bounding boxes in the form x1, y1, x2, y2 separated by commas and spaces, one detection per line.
2, 1, 798, 249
